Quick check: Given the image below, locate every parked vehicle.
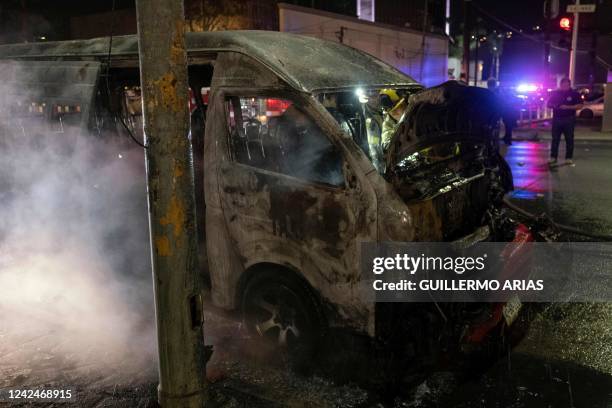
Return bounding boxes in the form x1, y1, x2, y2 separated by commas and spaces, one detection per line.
578, 96, 605, 118
0, 31, 534, 374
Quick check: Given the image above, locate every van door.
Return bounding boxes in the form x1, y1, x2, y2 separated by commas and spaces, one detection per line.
218, 93, 360, 273
203, 53, 376, 330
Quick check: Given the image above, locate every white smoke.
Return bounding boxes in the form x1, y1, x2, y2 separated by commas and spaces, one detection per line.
0, 118, 157, 381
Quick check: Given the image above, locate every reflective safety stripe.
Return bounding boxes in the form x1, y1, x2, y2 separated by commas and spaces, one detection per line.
366, 117, 382, 146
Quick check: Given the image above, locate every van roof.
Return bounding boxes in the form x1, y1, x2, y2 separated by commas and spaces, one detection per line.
0, 30, 418, 92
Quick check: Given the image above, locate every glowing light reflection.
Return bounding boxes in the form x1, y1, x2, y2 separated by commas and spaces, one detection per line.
504, 142, 551, 199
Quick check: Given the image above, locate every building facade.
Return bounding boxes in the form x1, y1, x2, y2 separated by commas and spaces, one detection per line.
279, 2, 448, 87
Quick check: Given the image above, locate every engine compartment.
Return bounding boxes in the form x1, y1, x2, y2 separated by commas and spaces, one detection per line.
385, 81, 514, 241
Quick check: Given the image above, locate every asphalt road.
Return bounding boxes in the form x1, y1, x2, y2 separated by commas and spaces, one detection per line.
197, 127, 612, 407
431, 124, 612, 407
2, 123, 612, 407
504, 130, 612, 239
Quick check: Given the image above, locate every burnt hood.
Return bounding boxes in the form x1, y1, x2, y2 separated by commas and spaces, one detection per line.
385, 81, 502, 171
382, 81, 512, 240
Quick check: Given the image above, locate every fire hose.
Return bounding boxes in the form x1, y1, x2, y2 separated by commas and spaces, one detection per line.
503, 197, 612, 242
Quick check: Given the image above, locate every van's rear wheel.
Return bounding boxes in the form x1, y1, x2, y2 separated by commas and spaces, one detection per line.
241, 269, 324, 368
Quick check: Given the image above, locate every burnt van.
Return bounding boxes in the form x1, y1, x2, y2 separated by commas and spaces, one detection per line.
0, 31, 532, 366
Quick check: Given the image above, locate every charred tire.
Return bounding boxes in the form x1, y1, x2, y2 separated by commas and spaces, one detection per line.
579, 109, 594, 119
241, 267, 325, 370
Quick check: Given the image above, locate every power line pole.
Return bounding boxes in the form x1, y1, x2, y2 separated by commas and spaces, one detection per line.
589, 31, 598, 91
569, 0, 580, 84
420, 0, 428, 82
544, 20, 551, 86
462, 0, 471, 83
474, 18, 479, 86
543, 0, 559, 87
135, 0, 208, 407
444, 0, 451, 37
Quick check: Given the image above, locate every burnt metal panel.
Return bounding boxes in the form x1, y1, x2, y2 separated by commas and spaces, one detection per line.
386, 80, 501, 168
211, 52, 284, 90
0, 31, 417, 93
0, 60, 101, 130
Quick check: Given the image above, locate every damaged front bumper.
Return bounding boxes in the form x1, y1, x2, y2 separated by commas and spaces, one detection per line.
372, 221, 538, 369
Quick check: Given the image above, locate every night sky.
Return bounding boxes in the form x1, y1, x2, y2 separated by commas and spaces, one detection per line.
462, 0, 611, 85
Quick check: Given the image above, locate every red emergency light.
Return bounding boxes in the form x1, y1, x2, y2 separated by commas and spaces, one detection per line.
266, 98, 292, 117
559, 17, 571, 31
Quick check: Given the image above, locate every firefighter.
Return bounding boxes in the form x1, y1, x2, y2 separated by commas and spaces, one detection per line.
379, 89, 408, 151
364, 98, 384, 172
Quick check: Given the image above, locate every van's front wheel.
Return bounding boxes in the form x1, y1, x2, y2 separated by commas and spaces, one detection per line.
241, 270, 324, 369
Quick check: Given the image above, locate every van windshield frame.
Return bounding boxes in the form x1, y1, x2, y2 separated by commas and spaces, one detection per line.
314, 85, 422, 174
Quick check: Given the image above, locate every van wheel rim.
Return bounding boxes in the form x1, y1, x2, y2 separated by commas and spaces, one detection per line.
252, 290, 302, 347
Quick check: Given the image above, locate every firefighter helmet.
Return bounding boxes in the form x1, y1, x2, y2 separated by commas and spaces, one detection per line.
379, 89, 400, 110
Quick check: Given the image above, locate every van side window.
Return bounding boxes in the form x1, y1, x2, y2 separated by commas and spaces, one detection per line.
5, 100, 83, 136
225, 96, 344, 187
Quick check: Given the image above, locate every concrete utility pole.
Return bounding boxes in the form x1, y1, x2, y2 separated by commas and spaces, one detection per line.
544, 21, 551, 86
543, 0, 559, 88
462, 0, 471, 83
473, 19, 479, 86
569, 0, 580, 84
603, 82, 612, 132
135, 0, 208, 407
444, 0, 450, 37
420, 0, 428, 82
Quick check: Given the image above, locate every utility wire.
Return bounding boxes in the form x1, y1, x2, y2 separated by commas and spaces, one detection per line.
596, 55, 612, 70
472, 3, 591, 53
470, 3, 542, 45
105, 0, 147, 148
471, 4, 612, 71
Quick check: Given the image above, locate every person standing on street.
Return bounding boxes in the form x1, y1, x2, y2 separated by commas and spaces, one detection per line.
487, 78, 517, 146
546, 78, 583, 166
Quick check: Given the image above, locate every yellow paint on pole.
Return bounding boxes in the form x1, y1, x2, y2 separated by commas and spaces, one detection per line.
137, 0, 207, 403
171, 20, 186, 66
153, 72, 180, 112
174, 163, 184, 178
160, 196, 185, 237
155, 235, 172, 257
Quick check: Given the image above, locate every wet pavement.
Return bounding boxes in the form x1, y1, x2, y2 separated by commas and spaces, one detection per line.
205, 123, 612, 407
1, 124, 612, 407
504, 124, 612, 238
433, 123, 612, 407
429, 304, 612, 407
4, 302, 611, 407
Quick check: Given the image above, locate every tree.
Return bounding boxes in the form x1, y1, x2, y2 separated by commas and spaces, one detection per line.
184, 0, 276, 32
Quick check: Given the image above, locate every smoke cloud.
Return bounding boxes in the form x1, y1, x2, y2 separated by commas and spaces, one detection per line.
0, 106, 157, 384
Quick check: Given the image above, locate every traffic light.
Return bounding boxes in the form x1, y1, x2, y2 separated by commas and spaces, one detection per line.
558, 16, 572, 48
559, 17, 571, 31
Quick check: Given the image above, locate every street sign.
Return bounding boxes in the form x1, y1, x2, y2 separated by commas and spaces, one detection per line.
566, 4, 596, 13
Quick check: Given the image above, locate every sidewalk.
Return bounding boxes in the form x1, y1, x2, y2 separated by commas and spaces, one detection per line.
510, 119, 612, 142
